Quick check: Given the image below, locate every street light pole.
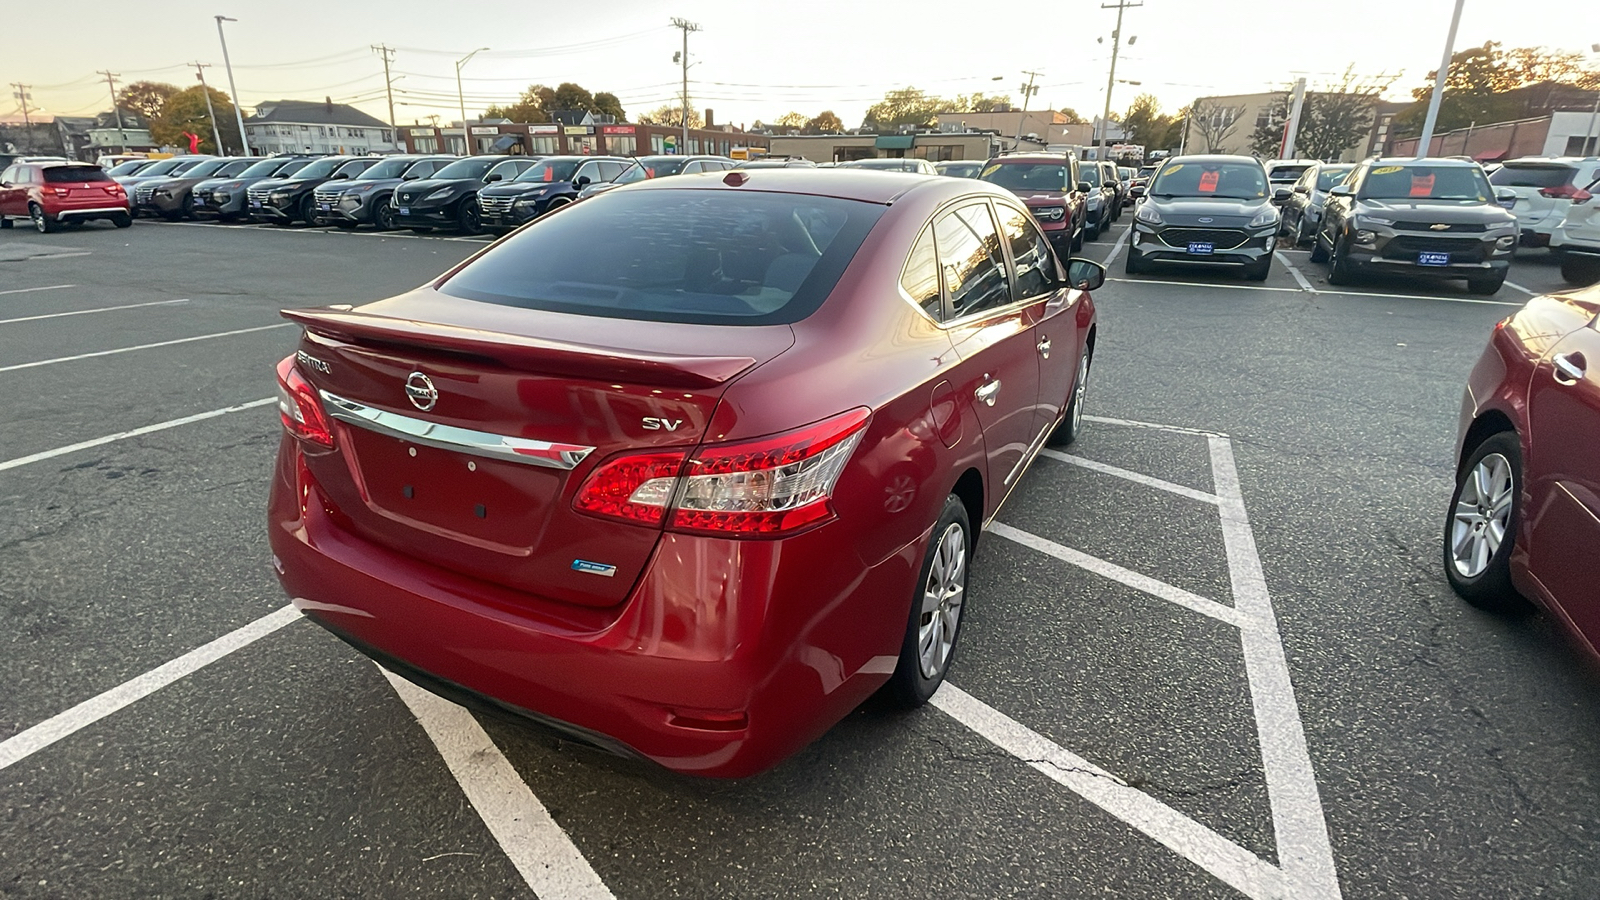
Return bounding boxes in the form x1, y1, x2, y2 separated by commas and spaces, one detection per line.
1098, 0, 1141, 160
1416, 0, 1465, 158
456, 47, 488, 156
215, 17, 250, 155
191, 63, 225, 155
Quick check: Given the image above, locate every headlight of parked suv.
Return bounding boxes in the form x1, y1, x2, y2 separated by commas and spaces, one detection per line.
1357, 215, 1395, 228
513, 198, 539, 210
1495, 235, 1516, 249
1036, 206, 1065, 221
269, 192, 290, 204
1135, 203, 1163, 225
1248, 206, 1279, 228
423, 187, 454, 202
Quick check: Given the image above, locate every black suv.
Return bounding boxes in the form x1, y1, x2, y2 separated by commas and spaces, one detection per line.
1125, 155, 1284, 280
248, 156, 377, 226
478, 156, 631, 232
311, 155, 457, 230
391, 155, 538, 234
1311, 157, 1519, 294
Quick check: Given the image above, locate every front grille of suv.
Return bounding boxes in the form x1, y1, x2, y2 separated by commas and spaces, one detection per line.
313, 187, 345, 206
1157, 227, 1250, 250
479, 196, 515, 216
1381, 235, 1486, 263
247, 186, 274, 207
134, 186, 156, 205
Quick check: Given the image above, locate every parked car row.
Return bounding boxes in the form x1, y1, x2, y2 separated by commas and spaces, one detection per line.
1486, 155, 1600, 285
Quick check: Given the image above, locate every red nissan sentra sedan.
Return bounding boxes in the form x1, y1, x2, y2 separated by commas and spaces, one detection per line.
1446, 283, 1600, 662
270, 169, 1101, 776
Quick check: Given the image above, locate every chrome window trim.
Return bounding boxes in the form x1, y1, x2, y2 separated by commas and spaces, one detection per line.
319, 391, 595, 470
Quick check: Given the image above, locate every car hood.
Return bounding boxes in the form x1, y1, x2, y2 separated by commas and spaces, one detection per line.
1357, 198, 1516, 226
1143, 197, 1267, 226
396, 178, 480, 199
479, 181, 561, 199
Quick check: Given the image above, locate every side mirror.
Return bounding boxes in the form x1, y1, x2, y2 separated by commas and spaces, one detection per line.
330, 172, 350, 180
402, 173, 419, 181
1076, 181, 1093, 193
1065, 258, 1106, 292
1329, 184, 1354, 197
575, 175, 592, 187
1292, 185, 1309, 194
1495, 187, 1517, 208
485, 173, 503, 183
1272, 188, 1292, 203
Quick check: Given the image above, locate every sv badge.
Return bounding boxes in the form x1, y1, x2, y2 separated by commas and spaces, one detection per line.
642, 417, 683, 431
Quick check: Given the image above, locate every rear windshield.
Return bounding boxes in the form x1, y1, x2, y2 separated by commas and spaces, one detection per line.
1267, 165, 1312, 181
44, 166, 113, 183
980, 162, 1069, 191
1490, 164, 1578, 189
1316, 166, 1354, 190
1360, 164, 1490, 201
937, 162, 983, 177
1150, 162, 1268, 199
439, 189, 886, 325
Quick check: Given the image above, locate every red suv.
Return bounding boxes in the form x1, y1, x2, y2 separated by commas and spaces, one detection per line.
978, 153, 1088, 253
0, 161, 131, 232
270, 171, 1101, 777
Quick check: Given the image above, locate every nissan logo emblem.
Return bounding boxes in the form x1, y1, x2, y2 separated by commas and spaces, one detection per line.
405, 372, 439, 411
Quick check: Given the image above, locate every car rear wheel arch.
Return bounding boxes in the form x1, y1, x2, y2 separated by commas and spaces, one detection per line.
950, 467, 984, 554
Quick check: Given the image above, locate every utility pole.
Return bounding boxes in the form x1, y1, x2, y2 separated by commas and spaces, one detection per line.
671, 17, 700, 153
372, 44, 399, 150
215, 16, 251, 155
455, 47, 489, 156
190, 63, 225, 155
10, 84, 33, 129
1416, 0, 1465, 158
1013, 70, 1042, 146
1280, 77, 1307, 160
98, 71, 128, 153
1098, 0, 1141, 160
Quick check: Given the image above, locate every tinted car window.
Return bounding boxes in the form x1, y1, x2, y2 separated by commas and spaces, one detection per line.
901, 227, 942, 319
439, 190, 885, 326
1268, 165, 1313, 182
432, 158, 497, 180
1360, 164, 1489, 201
513, 159, 581, 183
179, 159, 231, 179
359, 157, 416, 179
335, 160, 375, 178
133, 160, 184, 178
217, 160, 255, 177
106, 160, 152, 176
240, 158, 291, 177
1081, 167, 1102, 187
935, 203, 1011, 319
574, 161, 605, 183
1316, 166, 1354, 190
486, 160, 524, 182
288, 158, 343, 180
43, 165, 112, 184
277, 159, 312, 177
996, 204, 1053, 300
1490, 164, 1578, 189
1150, 162, 1267, 199
980, 162, 1069, 192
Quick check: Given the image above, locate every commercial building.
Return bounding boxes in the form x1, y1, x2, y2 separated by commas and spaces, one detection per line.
765, 131, 999, 164
1181, 90, 1378, 161
1388, 110, 1600, 161
398, 120, 768, 158
244, 100, 395, 156
931, 110, 1093, 150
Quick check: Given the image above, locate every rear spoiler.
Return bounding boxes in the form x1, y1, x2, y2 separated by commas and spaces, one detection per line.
281, 307, 757, 389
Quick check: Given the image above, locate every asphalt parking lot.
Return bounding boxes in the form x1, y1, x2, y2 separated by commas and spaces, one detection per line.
2, 213, 1597, 899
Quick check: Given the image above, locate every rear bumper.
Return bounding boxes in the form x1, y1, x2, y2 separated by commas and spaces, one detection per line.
52, 205, 129, 222
268, 439, 918, 778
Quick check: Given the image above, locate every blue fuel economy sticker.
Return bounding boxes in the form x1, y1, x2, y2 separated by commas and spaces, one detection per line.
571, 559, 617, 577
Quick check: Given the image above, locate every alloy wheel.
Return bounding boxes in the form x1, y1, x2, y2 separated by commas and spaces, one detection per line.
1071, 353, 1090, 436
917, 522, 967, 679
1449, 453, 1514, 578
31, 205, 47, 233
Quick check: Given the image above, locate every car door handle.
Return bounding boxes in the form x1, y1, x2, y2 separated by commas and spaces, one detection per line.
1552, 352, 1586, 383
1036, 336, 1051, 358
975, 378, 1001, 406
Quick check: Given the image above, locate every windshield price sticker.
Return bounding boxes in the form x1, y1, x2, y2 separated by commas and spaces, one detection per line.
1371, 165, 1404, 175
1162, 164, 1183, 175
1198, 170, 1220, 193
981, 164, 1001, 178
1410, 174, 1436, 197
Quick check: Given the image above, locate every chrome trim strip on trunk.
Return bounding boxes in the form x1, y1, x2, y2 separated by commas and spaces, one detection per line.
319, 391, 595, 470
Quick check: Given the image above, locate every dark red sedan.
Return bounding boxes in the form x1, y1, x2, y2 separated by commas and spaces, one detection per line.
1446, 285, 1600, 661
270, 170, 1101, 777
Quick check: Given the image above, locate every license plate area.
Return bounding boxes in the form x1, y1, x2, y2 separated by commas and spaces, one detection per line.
1418, 251, 1451, 266
1187, 242, 1214, 255
398, 206, 410, 215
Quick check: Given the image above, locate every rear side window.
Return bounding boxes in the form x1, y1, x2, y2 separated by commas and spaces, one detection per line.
900, 228, 942, 319
335, 160, 373, 178
44, 166, 110, 183
996, 204, 1054, 299
439, 190, 886, 325
1490, 165, 1577, 188
934, 203, 1010, 319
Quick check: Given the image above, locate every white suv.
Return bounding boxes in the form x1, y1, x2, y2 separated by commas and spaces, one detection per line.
1551, 175, 1600, 285
1489, 157, 1600, 247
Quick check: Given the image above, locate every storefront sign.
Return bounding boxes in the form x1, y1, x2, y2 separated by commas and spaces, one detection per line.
528, 124, 558, 134
600, 125, 635, 135
564, 126, 592, 135
470, 126, 498, 135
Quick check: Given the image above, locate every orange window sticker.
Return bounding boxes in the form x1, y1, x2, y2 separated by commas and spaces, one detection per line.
1198, 170, 1220, 193
1409, 173, 1435, 197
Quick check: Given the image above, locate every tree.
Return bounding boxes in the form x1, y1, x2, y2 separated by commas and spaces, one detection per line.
484, 84, 557, 123
1395, 43, 1600, 137
1188, 99, 1246, 153
1249, 93, 1292, 157
949, 93, 1012, 113
803, 110, 843, 134
1057, 108, 1086, 124
1120, 93, 1180, 150
863, 88, 943, 130
639, 104, 702, 129
552, 82, 595, 113
118, 81, 179, 123
152, 86, 240, 154
593, 92, 625, 121
1296, 68, 1394, 160
774, 111, 807, 133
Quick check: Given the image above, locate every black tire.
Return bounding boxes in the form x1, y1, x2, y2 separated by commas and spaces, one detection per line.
884, 495, 972, 708
162, 209, 184, 222
299, 195, 317, 226
1085, 219, 1100, 242
410, 227, 432, 234
1124, 246, 1144, 275
1326, 233, 1354, 285
1048, 346, 1092, 446
1467, 272, 1505, 295
456, 199, 482, 235
1559, 253, 1600, 286
1293, 213, 1311, 247
1244, 255, 1272, 282
1309, 228, 1330, 263
112, 212, 132, 228
374, 202, 397, 231
0, 215, 13, 229
1443, 432, 1529, 613
30, 203, 56, 234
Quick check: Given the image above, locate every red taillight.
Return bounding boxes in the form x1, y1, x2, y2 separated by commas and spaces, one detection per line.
103, 185, 123, 195
275, 356, 334, 448
1570, 188, 1594, 206
1538, 184, 1580, 199
52, 188, 69, 196
572, 408, 871, 538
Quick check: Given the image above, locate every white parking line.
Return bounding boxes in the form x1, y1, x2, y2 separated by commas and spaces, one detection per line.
1274, 252, 1317, 293
0, 298, 189, 326
1083, 414, 1227, 437
1038, 448, 1221, 505
0, 398, 274, 473
0, 284, 75, 297
1318, 288, 1523, 307
0, 605, 302, 771
1100, 225, 1131, 268
1502, 280, 1537, 296
1109, 277, 1299, 294
986, 521, 1249, 629
0, 323, 291, 374
933, 685, 1286, 900
382, 668, 616, 900
1113, 275, 1526, 307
